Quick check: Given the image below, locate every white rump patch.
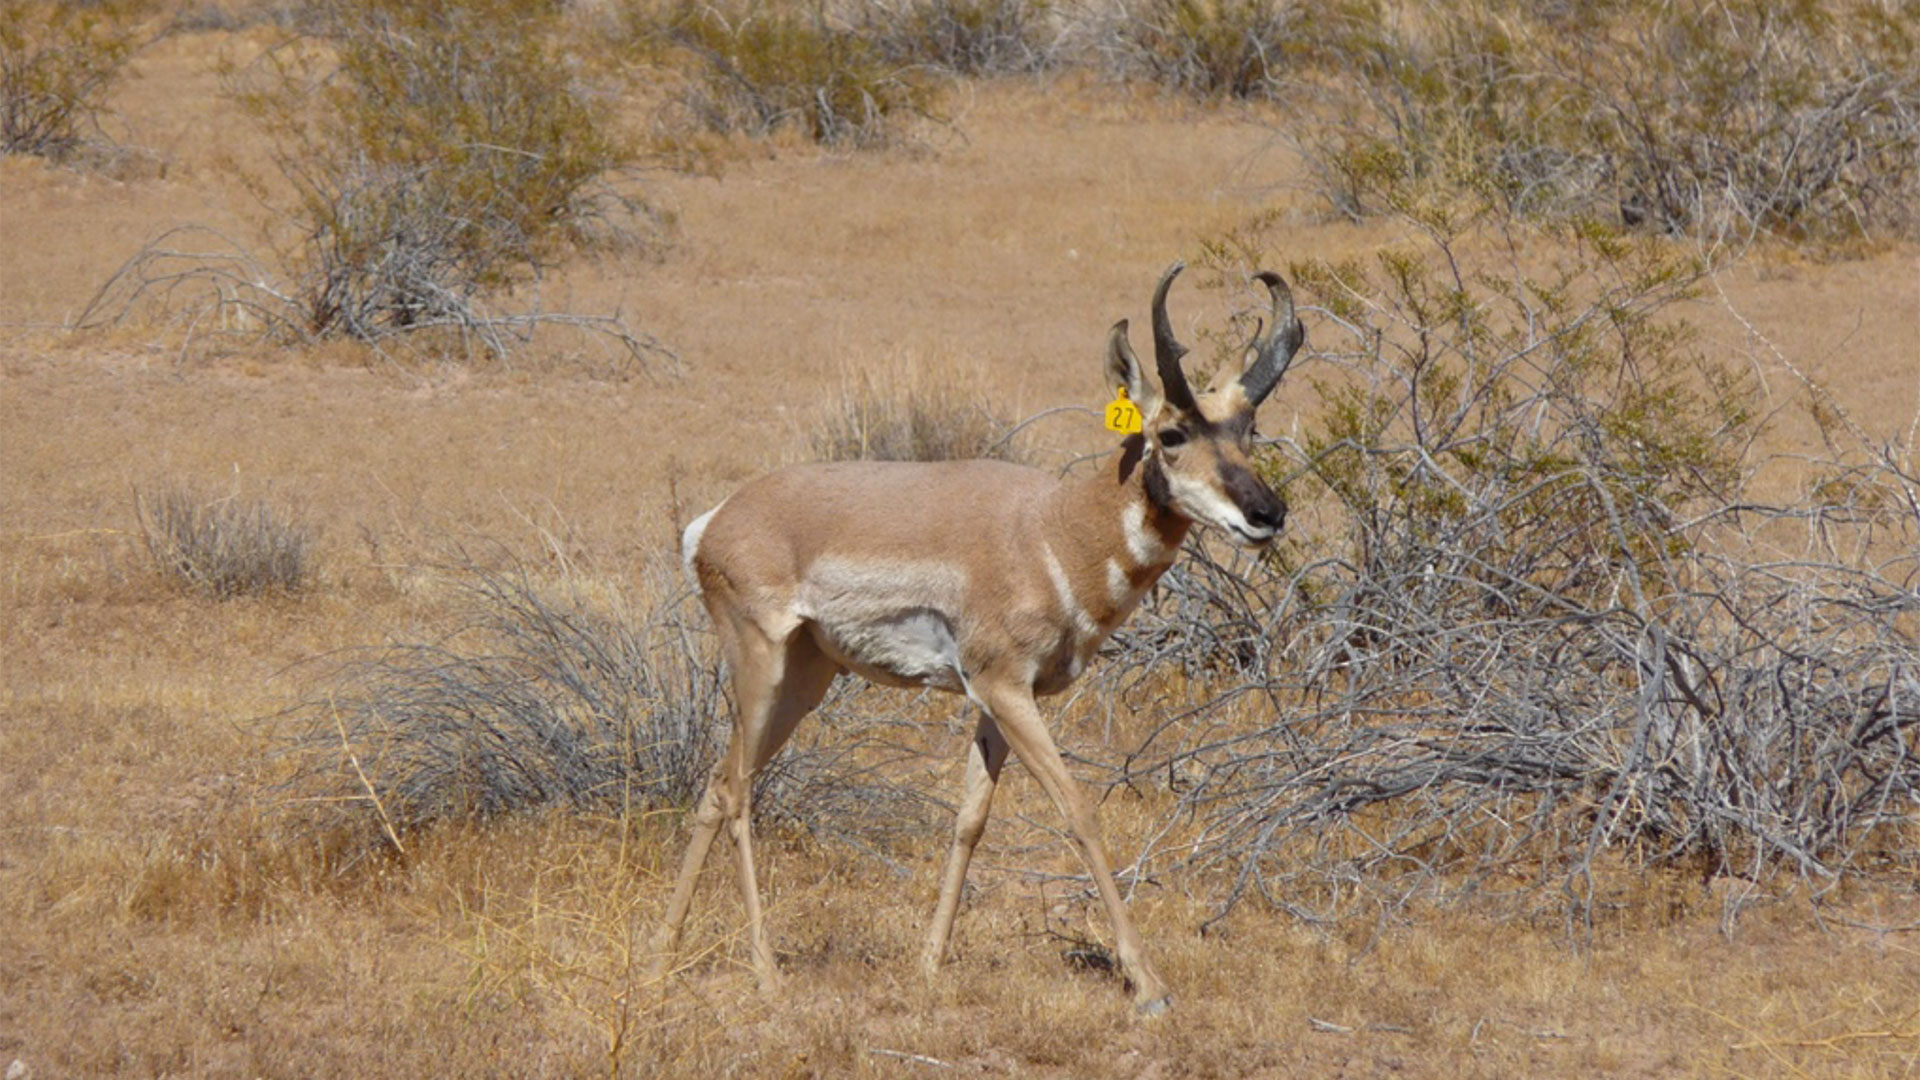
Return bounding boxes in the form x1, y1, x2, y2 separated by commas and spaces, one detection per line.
681, 500, 726, 587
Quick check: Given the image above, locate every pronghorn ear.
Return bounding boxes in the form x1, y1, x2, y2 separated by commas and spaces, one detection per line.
1106, 319, 1166, 421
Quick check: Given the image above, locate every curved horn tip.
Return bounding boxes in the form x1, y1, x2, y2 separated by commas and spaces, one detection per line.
1153, 262, 1188, 298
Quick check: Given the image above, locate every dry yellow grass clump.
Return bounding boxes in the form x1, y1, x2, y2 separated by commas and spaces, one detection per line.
3, 2, 1917, 1077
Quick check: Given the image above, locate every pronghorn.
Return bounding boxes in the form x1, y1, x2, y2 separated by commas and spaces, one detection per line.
654, 262, 1303, 1014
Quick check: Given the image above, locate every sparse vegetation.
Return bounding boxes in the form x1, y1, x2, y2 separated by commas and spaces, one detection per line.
0, 0, 147, 159
1108, 217, 1919, 926
1287, 0, 1920, 242
293, 550, 942, 853
1101, 0, 1298, 99
638, 0, 941, 149
135, 481, 317, 597
7, 3, 1920, 1074
809, 368, 1030, 463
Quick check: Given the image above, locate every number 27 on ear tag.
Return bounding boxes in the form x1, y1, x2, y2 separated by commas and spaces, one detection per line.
1104, 387, 1144, 434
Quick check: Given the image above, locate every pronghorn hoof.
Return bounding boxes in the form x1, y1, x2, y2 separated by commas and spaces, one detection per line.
1135, 994, 1173, 1018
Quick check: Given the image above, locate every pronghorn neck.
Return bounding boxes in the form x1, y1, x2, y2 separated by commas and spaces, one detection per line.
1048, 435, 1191, 563
1032, 435, 1192, 655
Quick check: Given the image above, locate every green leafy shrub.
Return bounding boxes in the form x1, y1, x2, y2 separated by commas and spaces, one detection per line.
1295, 0, 1920, 243
644, 0, 940, 148
226, 0, 654, 350
1, 0, 146, 158
1105, 0, 1299, 99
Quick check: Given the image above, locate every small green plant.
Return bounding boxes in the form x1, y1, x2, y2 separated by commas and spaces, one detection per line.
648, 0, 940, 148
136, 482, 316, 597
0, 0, 146, 158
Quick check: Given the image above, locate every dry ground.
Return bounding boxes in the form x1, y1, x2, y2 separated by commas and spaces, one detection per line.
3, 21, 1919, 1080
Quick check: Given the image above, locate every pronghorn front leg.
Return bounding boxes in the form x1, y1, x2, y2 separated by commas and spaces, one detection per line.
922, 710, 1010, 975
975, 678, 1171, 1014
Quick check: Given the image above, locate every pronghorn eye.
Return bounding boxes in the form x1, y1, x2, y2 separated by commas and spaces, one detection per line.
1158, 427, 1189, 449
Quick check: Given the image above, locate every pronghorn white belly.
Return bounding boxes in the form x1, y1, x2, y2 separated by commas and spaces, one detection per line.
796, 556, 968, 692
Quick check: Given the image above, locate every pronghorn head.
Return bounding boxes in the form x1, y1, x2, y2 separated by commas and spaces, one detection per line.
1106, 262, 1303, 548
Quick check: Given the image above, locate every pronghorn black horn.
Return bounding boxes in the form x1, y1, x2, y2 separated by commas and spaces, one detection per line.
1240, 270, 1304, 407
1151, 262, 1197, 413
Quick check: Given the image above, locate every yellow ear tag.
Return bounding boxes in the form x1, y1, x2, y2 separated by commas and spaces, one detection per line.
1104, 386, 1144, 434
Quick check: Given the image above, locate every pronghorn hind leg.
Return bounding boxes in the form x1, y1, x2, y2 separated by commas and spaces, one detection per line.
922, 709, 1009, 975
651, 617, 838, 993
650, 753, 731, 982
730, 629, 838, 989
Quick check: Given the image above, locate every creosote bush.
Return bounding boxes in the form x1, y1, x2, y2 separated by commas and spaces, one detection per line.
226, 0, 646, 346
641, 0, 940, 148
79, 0, 673, 369
1102, 0, 1299, 99
1289, 0, 1920, 243
1, 0, 147, 158
137, 482, 316, 597
860, 0, 1053, 75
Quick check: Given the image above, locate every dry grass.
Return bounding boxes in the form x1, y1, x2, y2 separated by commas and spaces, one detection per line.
807, 362, 1032, 463
2, 10, 1918, 1078
136, 480, 316, 596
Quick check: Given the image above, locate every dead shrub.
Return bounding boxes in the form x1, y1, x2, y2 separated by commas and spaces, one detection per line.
136, 482, 317, 597
288, 549, 942, 854
808, 368, 1030, 463
1101, 218, 1918, 929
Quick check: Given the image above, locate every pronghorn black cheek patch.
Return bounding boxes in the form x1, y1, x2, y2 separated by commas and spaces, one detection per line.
1115, 434, 1148, 484
1144, 453, 1174, 513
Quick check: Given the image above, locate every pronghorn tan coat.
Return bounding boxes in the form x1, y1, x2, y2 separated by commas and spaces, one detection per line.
653, 264, 1303, 1014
